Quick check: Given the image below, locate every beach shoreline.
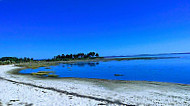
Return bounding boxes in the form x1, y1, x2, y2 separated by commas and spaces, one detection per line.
0, 65, 190, 105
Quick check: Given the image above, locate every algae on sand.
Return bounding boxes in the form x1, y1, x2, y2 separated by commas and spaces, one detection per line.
47, 74, 59, 77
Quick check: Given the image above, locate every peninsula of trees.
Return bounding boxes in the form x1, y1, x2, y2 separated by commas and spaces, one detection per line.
52, 52, 99, 61
0, 52, 100, 65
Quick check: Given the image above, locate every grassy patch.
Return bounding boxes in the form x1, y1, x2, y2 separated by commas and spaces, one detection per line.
31, 71, 58, 78
31, 72, 49, 76
15, 62, 60, 69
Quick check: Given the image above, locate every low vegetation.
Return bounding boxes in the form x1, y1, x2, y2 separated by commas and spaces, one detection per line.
0, 57, 33, 65
0, 52, 100, 65
15, 62, 60, 69
1, 52, 179, 71
31, 71, 58, 78
47, 74, 59, 77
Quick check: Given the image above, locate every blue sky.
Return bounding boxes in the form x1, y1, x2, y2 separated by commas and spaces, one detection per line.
0, 0, 190, 59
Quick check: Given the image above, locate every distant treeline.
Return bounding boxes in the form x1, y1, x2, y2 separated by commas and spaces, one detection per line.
0, 52, 100, 65
51, 52, 99, 61
0, 57, 34, 65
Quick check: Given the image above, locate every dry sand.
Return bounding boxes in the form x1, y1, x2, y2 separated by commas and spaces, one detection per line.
0, 65, 190, 106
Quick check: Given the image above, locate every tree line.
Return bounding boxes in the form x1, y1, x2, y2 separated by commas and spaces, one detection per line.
0, 57, 34, 65
52, 52, 99, 61
0, 52, 100, 65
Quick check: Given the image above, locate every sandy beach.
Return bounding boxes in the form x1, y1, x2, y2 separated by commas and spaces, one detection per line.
0, 65, 190, 106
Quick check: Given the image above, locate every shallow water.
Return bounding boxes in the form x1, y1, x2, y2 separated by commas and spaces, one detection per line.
20, 53, 190, 84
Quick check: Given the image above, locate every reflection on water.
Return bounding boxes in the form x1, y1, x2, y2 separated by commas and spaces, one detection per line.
20, 54, 190, 84
65, 62, 99, 67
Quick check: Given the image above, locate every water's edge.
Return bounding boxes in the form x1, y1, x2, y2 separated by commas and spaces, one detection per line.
8, 65, 190, 86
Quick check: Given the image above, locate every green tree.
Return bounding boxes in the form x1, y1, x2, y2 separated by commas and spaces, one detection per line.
61, 54, 65, 59
95, 53, 99, 57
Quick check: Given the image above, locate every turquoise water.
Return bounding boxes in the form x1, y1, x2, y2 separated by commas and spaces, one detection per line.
20, 54, 190, 84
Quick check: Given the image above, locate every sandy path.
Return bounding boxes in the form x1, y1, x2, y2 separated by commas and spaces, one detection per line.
0, 65, 190, 106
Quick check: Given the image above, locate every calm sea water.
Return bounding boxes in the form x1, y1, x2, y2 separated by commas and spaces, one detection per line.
20, 54, 190, 84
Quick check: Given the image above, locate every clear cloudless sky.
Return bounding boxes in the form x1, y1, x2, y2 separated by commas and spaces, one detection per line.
0, 0, 190, 59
